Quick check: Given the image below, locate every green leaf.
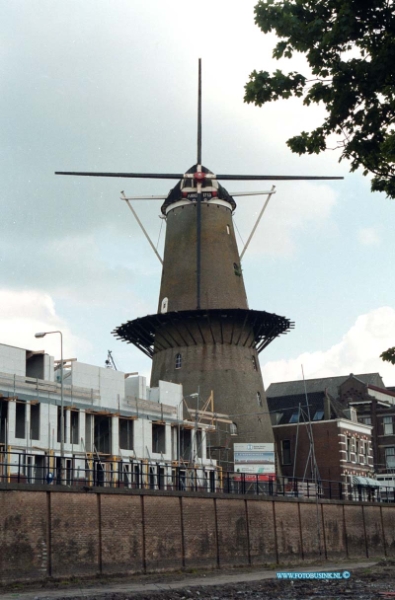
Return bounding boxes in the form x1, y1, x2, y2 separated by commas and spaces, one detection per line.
246, 0, 395, 199
381, 347, 395, 365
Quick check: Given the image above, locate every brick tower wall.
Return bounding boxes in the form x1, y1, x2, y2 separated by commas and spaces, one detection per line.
158, 202, 248, 312
152, 199, 275, 465
150, 323, 274, 463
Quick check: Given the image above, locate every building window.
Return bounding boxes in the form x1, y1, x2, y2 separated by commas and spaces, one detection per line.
256, 391, 263, 407
281, 440, 291, 465
57, 407, 67, 444
15, 402, 26, 439
30, 403, 40, 441
362, 416, 372, 425
313, 409, 324, 421
152, 423, 166, 454
359, 440, 365, 464
271, 412, 283, 425
383, 417, 393, 435
175, 353, 182, 369
346, 437, 351, 462
351, 437, 357, 461
70, 410, 79, 445
119, 418, 134, 450
289, 411, 299, 424
385, 447, 395, 469
252, 356, 258, 371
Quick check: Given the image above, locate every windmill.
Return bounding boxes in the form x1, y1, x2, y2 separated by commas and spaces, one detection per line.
56, 59, 342, 469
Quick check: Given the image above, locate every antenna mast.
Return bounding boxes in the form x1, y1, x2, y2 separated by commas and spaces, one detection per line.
197, 58, 202, 165
196, 58, 202, 309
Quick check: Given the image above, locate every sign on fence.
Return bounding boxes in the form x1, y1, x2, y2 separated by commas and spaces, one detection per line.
234, 443, 276, 481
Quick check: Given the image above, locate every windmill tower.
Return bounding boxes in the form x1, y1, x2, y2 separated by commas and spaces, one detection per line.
56, 60, 342, 467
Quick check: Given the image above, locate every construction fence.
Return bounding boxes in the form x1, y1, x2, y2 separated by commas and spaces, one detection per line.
0, 450, 394, 503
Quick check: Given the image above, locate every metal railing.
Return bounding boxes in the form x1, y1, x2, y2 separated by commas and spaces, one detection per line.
0, 451, 394, 502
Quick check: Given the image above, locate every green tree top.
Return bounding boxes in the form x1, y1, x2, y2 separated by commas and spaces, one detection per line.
381, 347, 395, 365
245, 0, 395, 198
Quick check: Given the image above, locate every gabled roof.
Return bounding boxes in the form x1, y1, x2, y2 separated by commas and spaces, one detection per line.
266, 373, 385, 401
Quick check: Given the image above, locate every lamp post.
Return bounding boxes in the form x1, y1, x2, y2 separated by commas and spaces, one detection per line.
183, 392, 199, 464
35, 331, 64, 476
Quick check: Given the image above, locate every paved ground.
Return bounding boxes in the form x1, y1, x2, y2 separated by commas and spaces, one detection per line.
1, 560, 394, 600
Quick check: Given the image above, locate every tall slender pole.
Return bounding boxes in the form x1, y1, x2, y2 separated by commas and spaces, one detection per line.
195, 387, 200, 463
197, 58, 202, 165
196, 59, 202, 309
34, 330, 64, 483
60, 332, 64, 462
197, 183, 202, 309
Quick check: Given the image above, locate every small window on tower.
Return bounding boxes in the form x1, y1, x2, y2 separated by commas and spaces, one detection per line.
256, 391, 263, 407
175, 353, 182, 369
233, 263, 242, 277
230, 422, 238, 436
161, 297, 168, 314
252, 356, 258, 371
226, 225, 230, 235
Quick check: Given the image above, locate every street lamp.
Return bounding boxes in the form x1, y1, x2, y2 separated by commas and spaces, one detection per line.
184, 391, 199, 464
35, 331, 64, 470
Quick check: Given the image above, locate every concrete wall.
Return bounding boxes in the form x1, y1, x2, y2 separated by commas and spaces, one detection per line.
67, 362, 125, 409
0, 486, 394, 585
0, 344, 26, 377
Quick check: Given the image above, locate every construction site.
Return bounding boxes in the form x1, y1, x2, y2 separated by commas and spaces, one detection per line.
0, 341, 228, 489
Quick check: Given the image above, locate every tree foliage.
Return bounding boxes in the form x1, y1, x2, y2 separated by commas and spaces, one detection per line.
244, 0, 395, 198
381, 347, 395, 365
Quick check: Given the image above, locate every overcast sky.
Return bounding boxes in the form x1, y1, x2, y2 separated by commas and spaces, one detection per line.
1, 1, 394, 388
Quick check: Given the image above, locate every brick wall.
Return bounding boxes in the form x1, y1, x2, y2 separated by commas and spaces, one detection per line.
159, 203, 248, 312
273, 421, 343, 481
0, 486, 394, 585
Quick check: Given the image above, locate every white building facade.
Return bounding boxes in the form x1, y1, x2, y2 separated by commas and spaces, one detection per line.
0, 343, 217, 489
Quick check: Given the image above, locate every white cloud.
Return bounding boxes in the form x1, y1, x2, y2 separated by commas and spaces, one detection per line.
0, 289, 91, 360
235, 182, 338, 257
358, 227, 381, 246
262, 307, 395, 387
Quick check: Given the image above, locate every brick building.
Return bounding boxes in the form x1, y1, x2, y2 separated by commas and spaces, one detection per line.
272, 417, 373, 494
338, 374, 395, 475
267, 376, 377, 498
